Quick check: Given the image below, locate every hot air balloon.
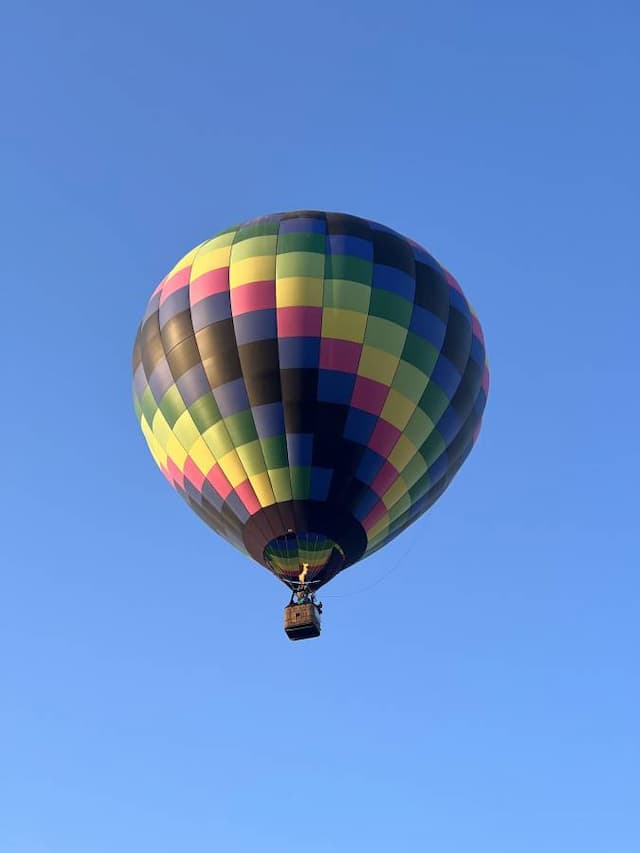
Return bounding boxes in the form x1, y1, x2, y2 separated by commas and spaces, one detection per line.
132, 211, 489, 639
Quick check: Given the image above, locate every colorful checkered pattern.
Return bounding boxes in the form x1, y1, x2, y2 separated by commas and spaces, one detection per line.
132, 211, 489, 589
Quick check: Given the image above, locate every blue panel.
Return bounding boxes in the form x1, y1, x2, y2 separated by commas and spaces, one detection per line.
159, 287, 191, 327
191, 292, 231, 331
214, 377, 250, 418
224, 492, 250, 523
327, 234, 373, 260
142, 290, 161, 324
133, 364, 147, 399
317, 369, 356, 405
310, 467, 333, 501
233, 308, 277, 345
202, 481, 224, 511
436, 406, 461, 443
343, 407, 377, 444
183, 479, 203, 506
373, 264, 415, 302
356, 448, 385, 484
252, 402, 285, 438
278, 336, 320, 369
286, 433, 314, 467
428, 452, 449, 486
449, 286, 470, 318
176, 363, 211, 407
409, 305, 446, 349
412, 244, 443, 272
431, 355, 461, 399
148, 357, 175, 403
352, 485, 380, 520
279, 217, 326, 234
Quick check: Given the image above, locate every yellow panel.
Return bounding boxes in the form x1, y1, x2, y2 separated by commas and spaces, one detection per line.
188, 436, 217, 475
202, 422, 234, 459
249, 472, 276, 507
269, 467, 293, 503
276, 276, 323, 307
166, 433, 187, 470
151, 409, 174, 453
173, 411, 201, 450
141, 419, 167, 468
229, 254, 276, 288
167, 241, 206, 278
321, 308, 367, 343
382, 478, 408, 510
191, 245, 233, 279
368, 516, 390, 541
357, 346, 399, 385
388, 434, 418, 472
381, 388, 416, 431
218, 449, 247, 487
231, 235, 278, 262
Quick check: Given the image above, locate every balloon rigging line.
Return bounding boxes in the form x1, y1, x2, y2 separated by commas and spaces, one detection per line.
323, 534, 419, 599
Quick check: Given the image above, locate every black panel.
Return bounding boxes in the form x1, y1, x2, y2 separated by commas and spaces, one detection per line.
372, 229, 415, 274
414, 262, 450, 321
166, 334, 203, 380
237, 339, 282, 406
440, 306, 472, 373
325, 212, 372, 239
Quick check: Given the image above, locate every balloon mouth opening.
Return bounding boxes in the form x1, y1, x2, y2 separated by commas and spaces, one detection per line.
263, 532, 346, 587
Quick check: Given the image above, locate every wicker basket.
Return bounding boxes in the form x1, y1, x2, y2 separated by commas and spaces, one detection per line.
284, 603, 321, 640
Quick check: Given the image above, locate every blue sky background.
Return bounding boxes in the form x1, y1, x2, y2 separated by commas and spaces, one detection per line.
2, 1, 639, 851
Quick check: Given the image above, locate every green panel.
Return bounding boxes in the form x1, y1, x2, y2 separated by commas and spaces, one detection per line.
261, 435, 289, 469
369, 288, 412, 327
231, 235, 278, 261
392, 360, 429, 403
401, 452, 428, 488
323, 279, 371, 312
140, 386, 158, 426
133, 395, 143, 421
364, 317, 407, 356
276, 251, 325, 278
324, 254, 372, 285
420, 429, 447, 467
404, 406, 436, 448
277, 233, 326, 255
419, 381, 450, 423
290, 466, 311, 500
189, 393, 221, 433
224, 410, 258, 445
233, 221, 280, 241
408, 472, 431, 504
159, 385, 186, 427
269, 467, 293, 501
401, 332, 440, 375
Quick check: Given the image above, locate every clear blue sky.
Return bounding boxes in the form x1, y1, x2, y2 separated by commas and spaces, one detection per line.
2, 2, 638, 851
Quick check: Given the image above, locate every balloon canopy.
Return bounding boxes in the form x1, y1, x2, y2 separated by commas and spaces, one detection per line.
132, 211, 489, 591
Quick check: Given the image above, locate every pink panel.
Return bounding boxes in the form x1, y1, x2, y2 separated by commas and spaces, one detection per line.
166, 457, 185, 490
230, 280, 276, 316
369, 420, 401, 457
277, 306, 322, 338
189, 267, 229, 305
184, 457, 205, 492
482, 365, 490, 394
362, 500, 387, 531
371, 459, 400, 497
319, 338, 362, 374
160, 266, 192, 304
351, 375, 388, 416
206, 464, 232, 500
235, 480, 261, 515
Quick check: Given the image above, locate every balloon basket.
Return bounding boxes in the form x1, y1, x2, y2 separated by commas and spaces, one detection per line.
284, 602, 322, 641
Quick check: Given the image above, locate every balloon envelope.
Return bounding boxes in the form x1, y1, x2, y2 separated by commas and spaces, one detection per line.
132, 211, 489, 589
